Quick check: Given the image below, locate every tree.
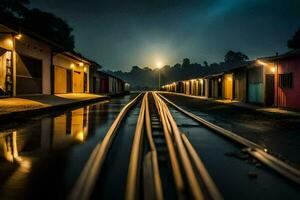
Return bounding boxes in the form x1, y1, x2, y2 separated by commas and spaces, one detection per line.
203, 61, 208, 67
182, 58, 190, 68
22, 8, 75, 50
287, 28, 300, 49
0, 0, 29, 17
224, 50, 249, 64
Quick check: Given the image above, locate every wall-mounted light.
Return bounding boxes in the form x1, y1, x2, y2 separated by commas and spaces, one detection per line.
79, 62, 84, 67
15, 34, 22, 40
218, 78, 222, 82
270, 67, 276, 73
84, 67, 87, 72
70, 63, 75, 69
199, 79, 203, 84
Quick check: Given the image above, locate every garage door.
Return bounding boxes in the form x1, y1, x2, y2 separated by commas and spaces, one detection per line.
73, 71, 83, 93
16, 54, 42, 95
55, 66, 67, 93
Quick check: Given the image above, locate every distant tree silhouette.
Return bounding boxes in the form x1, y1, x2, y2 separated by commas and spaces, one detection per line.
182, 58, 190, 68
203, 61, 208, 67
224, 50, 249, 64
22, 8, 75, 49
0, 0, 29, 17
287, 28, 300, 49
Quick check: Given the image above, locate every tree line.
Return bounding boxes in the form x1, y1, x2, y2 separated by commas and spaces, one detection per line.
107, 29, 300, 90
106, 50, 249, 90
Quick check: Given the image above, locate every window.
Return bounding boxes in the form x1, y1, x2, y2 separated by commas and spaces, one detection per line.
279, 73, 293, 89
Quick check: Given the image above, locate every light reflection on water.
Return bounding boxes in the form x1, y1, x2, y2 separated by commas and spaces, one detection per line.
0, 95, 136, 199
0, 107, 90, 164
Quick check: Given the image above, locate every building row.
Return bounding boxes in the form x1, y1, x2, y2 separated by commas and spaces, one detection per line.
0, 23, 129, 97
163, 49, 300, 109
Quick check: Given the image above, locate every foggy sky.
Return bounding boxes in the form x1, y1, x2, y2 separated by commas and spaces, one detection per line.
30, 0, 300, 71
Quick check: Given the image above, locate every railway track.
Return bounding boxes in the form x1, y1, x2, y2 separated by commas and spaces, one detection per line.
69, 92, 300, 200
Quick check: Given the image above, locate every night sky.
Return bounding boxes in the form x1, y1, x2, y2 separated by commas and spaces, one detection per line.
30, 0, 300, 71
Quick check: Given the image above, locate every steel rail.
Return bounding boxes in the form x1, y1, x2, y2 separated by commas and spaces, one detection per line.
125, 92, 147, 200
155, 92, 205, 200
158, 93, 300, 185
152, 92, 186, 199
181, 134, 224, 200
69, 93, 143, 200
144, 93, 164, 200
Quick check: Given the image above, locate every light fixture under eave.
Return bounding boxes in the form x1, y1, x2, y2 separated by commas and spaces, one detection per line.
84, 67, 87, 72
15, 34, 22, 40
70, 63, 75, 69
79, 62, 84, 67
270, 67, 276, 73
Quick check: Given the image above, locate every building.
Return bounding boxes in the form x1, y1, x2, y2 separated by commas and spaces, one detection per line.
259, 49, 300, 109
1, 22, 128, 97
0, 23, 53, 96
90, 70, 127, 95
53, 52, 90, 94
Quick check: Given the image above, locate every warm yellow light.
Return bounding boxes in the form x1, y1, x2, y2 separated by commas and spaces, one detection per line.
15, 34, 22, 40
156, 61, 162, 68
257, 60, 267, 66
70, 63, 75, 69
79, 62, 84, 67
227, 77, 232, 81
6, 39, 13, 46
270, 67, 276, 73
84, 67, 87, 72
75, 131, 85, 142
199, 79, 203, 84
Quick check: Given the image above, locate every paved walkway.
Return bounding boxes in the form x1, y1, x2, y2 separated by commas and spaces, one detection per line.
0, 93, 107, 116
161, 92, 300, 116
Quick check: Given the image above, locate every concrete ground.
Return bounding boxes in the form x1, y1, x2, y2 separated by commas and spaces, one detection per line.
0, 93, 106, 115
161, 92, 300, 168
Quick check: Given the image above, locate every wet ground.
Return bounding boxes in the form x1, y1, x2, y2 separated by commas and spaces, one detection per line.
169, 106, 299, 200
161, 93, 300, 168
0, 94, 137, 199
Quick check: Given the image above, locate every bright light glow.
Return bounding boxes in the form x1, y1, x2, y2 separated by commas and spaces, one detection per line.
15, 34, 22, 40
218, 78, 222, 82
199, 79, 203, 84
6, 39, 13, 46
227, 76, 232, 81
84, 67, 87, 72
257, 60, 268, 66
70, 63, 75, 69
75, 131, 85, 142
270, 67, 276, 73
79, 62, 84, 67
156, 61, 162, 68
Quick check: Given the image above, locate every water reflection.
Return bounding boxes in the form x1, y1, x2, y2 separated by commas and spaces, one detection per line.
0, 107, 90, 163
0, 131, 20, 162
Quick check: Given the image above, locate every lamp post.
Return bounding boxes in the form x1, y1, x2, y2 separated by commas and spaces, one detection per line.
156, 62, 162, 90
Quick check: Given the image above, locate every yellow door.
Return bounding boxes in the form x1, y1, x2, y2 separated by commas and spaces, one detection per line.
224, 74, 233, 99
73, 71, 83, 93
55, 66, 67, 93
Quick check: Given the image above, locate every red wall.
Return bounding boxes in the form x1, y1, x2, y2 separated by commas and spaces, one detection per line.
275, 56, 300, 109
